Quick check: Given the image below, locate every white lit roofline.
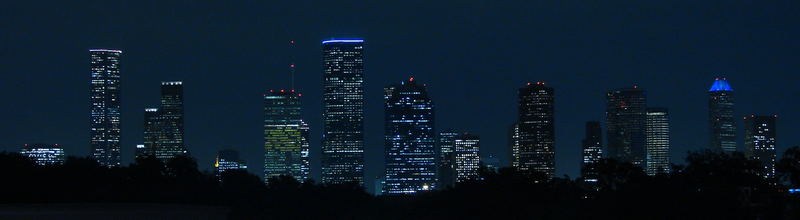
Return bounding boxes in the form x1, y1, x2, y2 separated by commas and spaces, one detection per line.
89, 49, 123, 53
322, 39, 364, 44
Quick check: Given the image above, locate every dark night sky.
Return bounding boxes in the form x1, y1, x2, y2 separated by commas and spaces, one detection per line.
1, 1, 798, 181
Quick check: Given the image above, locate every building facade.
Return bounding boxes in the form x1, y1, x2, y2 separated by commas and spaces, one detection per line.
138, 82, 187, 161
606, 87, 647, 167
581, 121, 602, 182
383, 78, 436, 194
645, 108, 671, 176
89, 49, 122, 167
709, 78, 737, 153
437, 130, 459, 188
744, 115, 777, 180
20, 144, 66, 166
214, 149, 248, 181
264, 90, 310, 183
321, 39, 366, 185
514, 82, 555, 178
454, 133, 480, 182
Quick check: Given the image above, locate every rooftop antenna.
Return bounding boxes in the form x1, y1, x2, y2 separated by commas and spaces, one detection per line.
289, 39, 297, 91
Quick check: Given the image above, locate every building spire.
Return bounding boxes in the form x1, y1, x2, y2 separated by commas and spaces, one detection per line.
289, 39, 297, 90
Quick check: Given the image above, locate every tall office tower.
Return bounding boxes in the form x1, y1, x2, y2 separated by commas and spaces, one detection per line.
383, 78, 436, 194
321, 39, 365, 185
155, 81, 188, 161
645, 108, 671, 176
744, 115, 777, 180
89, 49, 122, 167
214, 149, 248, 181
20, 144, 66, 166
581, 121, 602, 182
514, 82, 556, 178
264, 90, 309, 183
509, 123, 520, 168
299, 120, 311, 181
454, 133, 480, 183
606, 86, 647, 167
709, 78, 737, 153
139, 108, 162, 159
437, 130, 459, 188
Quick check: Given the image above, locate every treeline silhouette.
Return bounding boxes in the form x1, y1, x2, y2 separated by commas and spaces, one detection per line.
2, 148, 800, 219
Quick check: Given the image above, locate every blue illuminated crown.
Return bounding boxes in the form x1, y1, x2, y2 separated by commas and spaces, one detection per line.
709, 78, 733, 92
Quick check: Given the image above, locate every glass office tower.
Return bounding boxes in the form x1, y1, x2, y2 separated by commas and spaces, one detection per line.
264, 90, 310, 183
709, 78, 737, 153
89, 49, 122, 167
383, 78, 436, 194
645, 108, 671, 176
321, 39, 366, 185
515, 82, 555, 178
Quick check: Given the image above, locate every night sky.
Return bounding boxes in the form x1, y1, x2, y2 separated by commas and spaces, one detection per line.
1, 1, 798, 181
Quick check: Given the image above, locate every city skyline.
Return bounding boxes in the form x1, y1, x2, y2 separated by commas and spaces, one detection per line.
2, 1, 798, 182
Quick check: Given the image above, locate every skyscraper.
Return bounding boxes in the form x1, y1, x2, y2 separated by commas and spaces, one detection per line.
383, 78, 436, 194
214, 149, 248, 181
454, 133, 480, 183
140, 108, 161, 159
321, 39, 365, 185
581, 121, 602, 182
156, 81, 187, 161
645, 108, 671, 176
89, 49, 122, 167
20, 144, 66, 166
514, 82, 555, 178
606, 87, 647, 167
139, 82, 187, 162
709, 78, 737, 153
437, 130, 459, 189
744, 115, 777, 180
264, 90, 310, 183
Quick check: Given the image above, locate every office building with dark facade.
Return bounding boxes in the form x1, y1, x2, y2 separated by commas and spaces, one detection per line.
214, 149, 248, 181
20, 144, 66, 166
645, 108, 671, 176
709, 78, 737, 153
89, 49, 122, 167
514, 82, 555, 178
264, 89, 310, 183
437, 130, 459, 188
140, 82, 188, 161
454, 133, 480, 183
744, 115, 777, 180
383, 78, 436, 194
606, 87, 647, 167
321, 39, 366, 185
581, 121, 602, 183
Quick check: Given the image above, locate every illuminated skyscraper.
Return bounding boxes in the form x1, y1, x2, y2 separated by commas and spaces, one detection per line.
581, 121, 602, 182
89, 49, 122, 167
139, 108, 161, 159
264, 90, 310, 183
744, 115, 777, 180
437, 130, 459, 189
645, 108, 671, 176
606, 87, 647, 167
20, 144, 66, 166
454, 133, 480, 182
156, 81, 187, 161
138, 82, 187, 162
321, 39, 365, 185
514, 82, 555, 178
383, 78, 436, 194
709, 78, 737, 153
214, 149, 248, 181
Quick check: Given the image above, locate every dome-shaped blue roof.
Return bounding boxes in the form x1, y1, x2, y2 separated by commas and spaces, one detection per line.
709, 78, 733, 92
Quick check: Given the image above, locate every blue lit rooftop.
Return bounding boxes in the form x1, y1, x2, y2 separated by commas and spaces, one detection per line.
322, 39, 364, 44
709, 78, 733, 92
